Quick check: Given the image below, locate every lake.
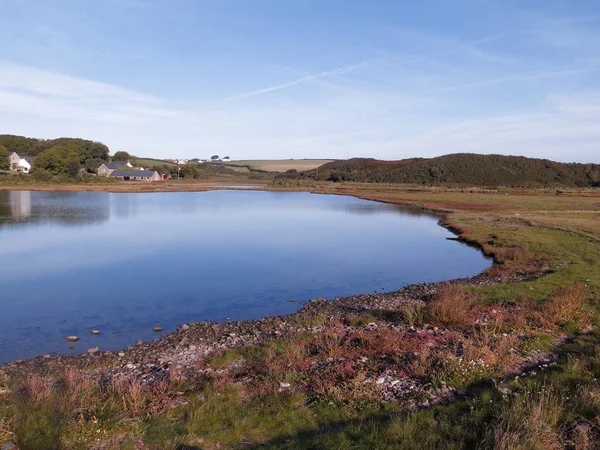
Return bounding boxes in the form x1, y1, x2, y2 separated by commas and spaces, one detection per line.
0, 190, 491, 364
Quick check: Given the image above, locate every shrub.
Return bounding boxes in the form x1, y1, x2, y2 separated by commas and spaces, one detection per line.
425, 283, 475, 327
543, 283, 591, 329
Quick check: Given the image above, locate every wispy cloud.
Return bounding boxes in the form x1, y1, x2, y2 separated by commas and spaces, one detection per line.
226, 58, 385, 100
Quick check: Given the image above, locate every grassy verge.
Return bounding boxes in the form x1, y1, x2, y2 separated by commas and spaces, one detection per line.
1, 183, 600, 449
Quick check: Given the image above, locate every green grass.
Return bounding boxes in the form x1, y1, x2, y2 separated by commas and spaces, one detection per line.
134, 157, 177, 168
225, 159, 335, 172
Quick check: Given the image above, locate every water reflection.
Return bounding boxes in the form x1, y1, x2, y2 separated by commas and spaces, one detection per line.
0, 191, 109, 228
0, 190, 491, 364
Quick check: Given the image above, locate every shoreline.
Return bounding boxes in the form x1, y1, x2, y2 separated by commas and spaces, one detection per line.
3, 183, 597, 447
2, 186, 513, 374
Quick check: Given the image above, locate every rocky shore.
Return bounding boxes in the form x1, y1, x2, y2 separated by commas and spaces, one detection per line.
1, 267, 545, 402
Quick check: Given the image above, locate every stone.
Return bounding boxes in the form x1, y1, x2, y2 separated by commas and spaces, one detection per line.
376, 377, 386, 385
87, 347, 99, 354
118, 352, 125, 357
43, 354, 51, 359
181, 324, 190, 330
65, 336, 80, 342
90, 330, 100, 335
279, 382, 291, 388
137, 340, 144, 345
2, 441, 19, 450
153, 326, 163, 332
15, 360, 23, 365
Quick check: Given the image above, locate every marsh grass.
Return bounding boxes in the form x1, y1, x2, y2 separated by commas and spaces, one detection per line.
425, 283, 476, 327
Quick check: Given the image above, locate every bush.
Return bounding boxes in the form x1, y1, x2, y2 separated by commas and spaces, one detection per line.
425, 283, 475, 327
543, 283, 591, 329
31, 169, 53, 182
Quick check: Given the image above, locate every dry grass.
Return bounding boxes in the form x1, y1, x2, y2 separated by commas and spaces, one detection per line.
543, 283, 592, 329
483, 386, 564, 450
0, 417, 15, 443
425, 283, 476, 327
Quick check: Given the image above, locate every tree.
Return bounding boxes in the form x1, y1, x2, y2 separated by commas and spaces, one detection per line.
113, 151, 132, 161
34, 145, 80, 177
0, 145, 9, 170
211, 155, 220, 161
85, 158, 106, 173
180, 163, 199, 179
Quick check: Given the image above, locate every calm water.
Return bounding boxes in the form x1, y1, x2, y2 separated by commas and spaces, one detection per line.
0, 190, 490, 364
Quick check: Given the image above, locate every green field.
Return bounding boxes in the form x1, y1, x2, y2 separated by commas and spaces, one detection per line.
134, 158, 177, 168
225, 159, 335, 172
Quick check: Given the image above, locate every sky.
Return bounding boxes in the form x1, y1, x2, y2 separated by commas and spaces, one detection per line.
0, 0, 600, 162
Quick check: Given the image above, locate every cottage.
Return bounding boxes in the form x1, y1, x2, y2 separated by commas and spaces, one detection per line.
109, 169, 161, 181
97, 160, 132, 177
7, 152, 35, 173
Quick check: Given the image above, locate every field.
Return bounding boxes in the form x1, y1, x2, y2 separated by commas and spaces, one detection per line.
134, 158, 177, 168
1, 182, 600, 449
225, 159, 335, 172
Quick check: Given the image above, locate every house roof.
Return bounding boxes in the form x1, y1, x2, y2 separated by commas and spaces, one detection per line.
110, 170, 157, 177
22, 156, 35, 163
8, 152, 16, 157
104, 161, 127, 169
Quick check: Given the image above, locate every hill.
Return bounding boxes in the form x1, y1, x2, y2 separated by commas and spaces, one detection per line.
302, 154, 600, 188
225, 159, 334, 172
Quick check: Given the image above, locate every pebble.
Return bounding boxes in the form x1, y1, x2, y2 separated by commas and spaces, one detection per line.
137, 340, 143, 345
118, 352, 125, 357
279, 382, 291, 388
90, 330, 100, 335
153, 326, 163, 332
65, 336, 80, 342
376, 377, 386, 385
87, 347, 99, 354
181, 324, 190, 330
2, 441, 19, 450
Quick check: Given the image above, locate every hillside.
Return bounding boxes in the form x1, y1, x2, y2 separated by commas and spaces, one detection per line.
303, 154, 600, 187
225, 159, 334, 172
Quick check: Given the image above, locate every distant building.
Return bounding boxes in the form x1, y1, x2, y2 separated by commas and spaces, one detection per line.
97, 160, 133, 177
109, 169, 161, 181
7, 152, 34, 173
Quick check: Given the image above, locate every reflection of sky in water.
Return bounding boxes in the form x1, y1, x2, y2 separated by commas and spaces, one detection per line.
0, 190, 491, 364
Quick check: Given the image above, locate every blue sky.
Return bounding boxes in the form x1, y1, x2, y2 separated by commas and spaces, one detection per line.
1, 0, 599, 162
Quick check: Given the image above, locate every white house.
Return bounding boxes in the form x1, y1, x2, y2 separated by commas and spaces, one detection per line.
7, 152, 34, 173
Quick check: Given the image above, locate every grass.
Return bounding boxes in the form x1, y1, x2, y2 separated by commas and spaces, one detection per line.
225, 159, 335, 172
134, 158, 177, 168
1, 183, 600, 448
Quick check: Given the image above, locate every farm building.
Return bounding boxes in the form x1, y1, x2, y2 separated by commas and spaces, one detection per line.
97, 160, 132, 177
109, 169, 161, 181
